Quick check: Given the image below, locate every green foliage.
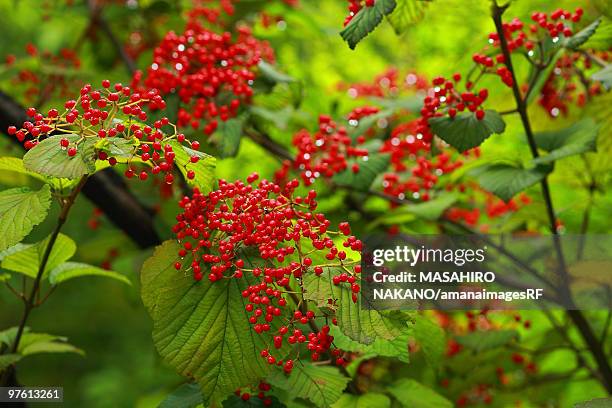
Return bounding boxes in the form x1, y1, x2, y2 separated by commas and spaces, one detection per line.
141, 241, 284, 406
472, 163, 551, 202
23, 134, 96, 179
333, 153, 390, 192
592, 65, 612, 90
455, 329, 519, 352
169, 141, 216, 193
386, 0, 430, 34
533, 119, 600, 165
158, 383, 202, 408
574, 398, 612, 408
340, 0, 397, 49
48, 262, 131, 286
18, 332, 84, 356
387, 378, 452, 408
564, 17, 602, 50
371, 193, 457, 226
332, 393, 391, 408
217, 116, 247, 158
329, 324, 410, 363
0, 185, 52, 252
1, 233, 76, 279
303, 270, 406, 345
429, 110, 506, 152
269, 362, 349, 408
412, 314, 445, 369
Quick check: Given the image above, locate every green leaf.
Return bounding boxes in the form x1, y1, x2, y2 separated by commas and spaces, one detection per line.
455, 329, 519, 353
217, 116, 246, 158
23, 134, 96, 179
269, 362, 349, 408
533, 119, 600, 165
574, 398, 612, 408
371, 193, 457, 226
303, 271, 405, 345
348, 109, 394, 140
169, 141, 216, 193
0, 354, 22, 372
159, 383, 203, 408
565, 17, 602, 49
340, 0, 397, 49
0, 185, 52, 252
1, 233, 76, 279
48, 262, 131, 286
592, 65, 612, 90
0, 327, 25, 347
472, 163, 551, 202
412, 314, 445, 369
0, 157, 49, 183
332, 393, 391, 408
223, 394, 285, 407
429, 110, 505, 152
387, 0, 430, 35
141, 241, 284, 406
333, 153, 389, 192
388, 379, 452, 408
258, 61, 295, 84
18, 332, 84, 356
329, 324, 410, 363
582, 17, 612, 50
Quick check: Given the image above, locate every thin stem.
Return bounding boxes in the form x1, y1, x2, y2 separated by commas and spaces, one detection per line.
491, 1, 612, 392
7, 175, 88, 356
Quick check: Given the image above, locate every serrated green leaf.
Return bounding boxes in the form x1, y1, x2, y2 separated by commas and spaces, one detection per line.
333, 153, 389, 192
340, 0, 397, 49
387, 0, 430, 35
412, 314, 444, 369
332, 393, 391, 408
1, 233, 76, 279
455, 329, 518, 353
472, 163, 551, 202
169, 141, 216, 193
303, 270, 405, 345
269, 362, 349, 408
583, 17, 612, 49
429, 110, 505, 152
329, 324, 410, 363
565, 17, 602, 49
217, 116, 246, 158
533, 119, 600, 165
141, 241, 285, 406
23, 134, 97, 179
159, 383, 202, 408
0, 185, 52, 252
388, 379, 452, 408
0, 157, 48, 183
48, 262, 131, 286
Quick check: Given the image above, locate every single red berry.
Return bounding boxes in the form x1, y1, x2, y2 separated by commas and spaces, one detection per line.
67, 147, 77, 157
475, 110, 485, 120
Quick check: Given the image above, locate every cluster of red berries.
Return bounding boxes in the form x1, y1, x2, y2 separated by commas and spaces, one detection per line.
188, 0, 298, 26
473, 8, 584, 88
235, 381, 274, 406
138, 20, 273, 136
291, 115, 369, 185
428, 74, 491, 120
344, 0, 376, 26
8, 80, 201, 184
538, 51, 608, 117
3, 44, 81, 104
172, 174, 359, 371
